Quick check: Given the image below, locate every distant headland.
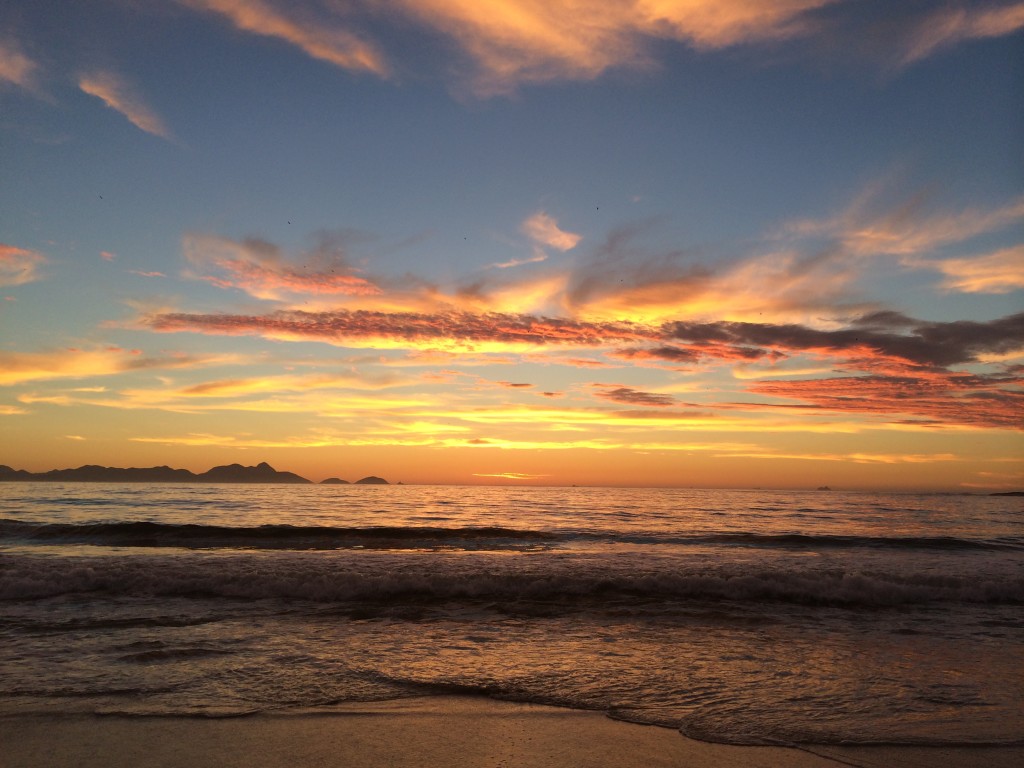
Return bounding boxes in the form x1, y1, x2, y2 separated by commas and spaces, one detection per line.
0, 462, 389, 486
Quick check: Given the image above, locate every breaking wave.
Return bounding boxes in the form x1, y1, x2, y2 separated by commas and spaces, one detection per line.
1, 519, 1018, 552
2, 552, 1021, 607
0, 519, 556, 551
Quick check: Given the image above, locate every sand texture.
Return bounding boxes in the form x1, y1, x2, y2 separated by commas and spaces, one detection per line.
1, 697, 1021, 768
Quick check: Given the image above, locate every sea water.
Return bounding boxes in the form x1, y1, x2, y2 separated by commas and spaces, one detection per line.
0, 483, 1021, 746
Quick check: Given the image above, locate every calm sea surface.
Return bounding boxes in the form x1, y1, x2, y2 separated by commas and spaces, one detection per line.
0, 483, 1021, 745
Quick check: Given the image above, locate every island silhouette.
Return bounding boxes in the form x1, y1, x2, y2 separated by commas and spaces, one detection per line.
0, 462, 389, 486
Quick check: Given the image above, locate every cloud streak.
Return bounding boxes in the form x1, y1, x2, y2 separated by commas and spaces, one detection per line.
141, 306, 1024, 431
915, 245, 1024, 294
78, 70, 171, 139
901, 2, 1024, 64
394, 0, 833, 94
145, 307, 1024, 369
183, 233, 381, 300
181, 0, 387, 76
172, 2, 1024, 95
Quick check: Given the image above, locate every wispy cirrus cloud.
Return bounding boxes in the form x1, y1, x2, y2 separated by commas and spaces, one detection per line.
901, 1, 1024, 65
174, 2, 1022, 96
78, 70, 172, 139
183, 233, 382, 300
0, 244, 47, 287
0, 347, 247, 387
393, 0, 833, 95
913, 245, 1024, 294
811, 193, 1024, 259
180, 0, 387, 76
0, 39, 39, 91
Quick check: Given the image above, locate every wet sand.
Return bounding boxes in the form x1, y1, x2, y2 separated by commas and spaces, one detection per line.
1, 697, 1020, 768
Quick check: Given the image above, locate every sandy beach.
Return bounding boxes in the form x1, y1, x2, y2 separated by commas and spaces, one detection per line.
2, 696, 1021, 768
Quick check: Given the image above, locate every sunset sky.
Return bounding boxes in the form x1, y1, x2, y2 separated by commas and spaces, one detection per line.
1, 0, 1022, 489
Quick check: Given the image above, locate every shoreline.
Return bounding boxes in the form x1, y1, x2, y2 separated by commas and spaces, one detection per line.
2, 696, 1022, 768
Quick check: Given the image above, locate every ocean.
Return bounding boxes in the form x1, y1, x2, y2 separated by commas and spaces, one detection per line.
0, 483, 1021, 747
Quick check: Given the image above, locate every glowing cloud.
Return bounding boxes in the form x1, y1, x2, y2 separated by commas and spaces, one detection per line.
750, 371, 1023, 430
522, 211, 582, 251
181, 0, 387, 76
78, 70, 171, 139
395, 0, 832, 94
145, 306, 1024, 371
0, 244, 46, 287
147, 308, 654, 352
183, 233, 381, 300
0, 348, 247, 387
785, 191, 1024, 259
920, 245, 1024, 294
0, 348, 142, 387
472, 472, 552, 480
172, 1, 1024, 95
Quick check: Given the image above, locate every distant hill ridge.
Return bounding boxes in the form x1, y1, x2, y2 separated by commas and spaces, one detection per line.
0, 462, 389, 485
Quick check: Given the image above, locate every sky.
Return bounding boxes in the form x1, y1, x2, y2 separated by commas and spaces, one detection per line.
1, 0, 1022, 489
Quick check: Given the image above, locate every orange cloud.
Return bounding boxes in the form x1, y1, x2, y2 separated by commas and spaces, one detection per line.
144, 307, 1024, 372
522, 211, 581, 251
147, 308, 654, 351
472, 472, 551, 480
917, 245, 1024, 294
78, 70, 171, 139
0, 348, 142, 386
395, 0, 832, 94
0, 348, 248, 387
181, 0, 387, 76
0, 244, 46, 287
784, 190, 1024, 259
183, 233, 381, 300
750, 371, 1023, 430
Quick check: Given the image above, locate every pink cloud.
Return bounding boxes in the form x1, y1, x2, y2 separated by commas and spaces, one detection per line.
0, 244, 47, 287
522, 211, 581, 251
78, 70, 172, 139
182, 0, 388, 76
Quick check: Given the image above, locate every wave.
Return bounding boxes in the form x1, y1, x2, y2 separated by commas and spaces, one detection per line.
1, 519, 1018, 552
669, 532, 1022, 551
0, 520, 556, 551
2, 552, 1021, 607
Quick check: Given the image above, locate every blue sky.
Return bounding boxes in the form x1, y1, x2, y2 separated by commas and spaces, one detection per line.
1, 1, 1022, 488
